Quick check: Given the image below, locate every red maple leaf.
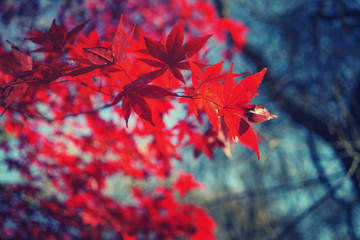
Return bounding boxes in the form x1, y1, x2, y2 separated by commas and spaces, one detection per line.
189, 128, 225, 160
186, 59, 249, 133
218, 18, 248, 50
112, 69, 176, 126
82, 15, 132, 66
67, 16, 133, 77
173, 171, 204, 198
245, 104, 278, 123
0, 41, 33, 76
27, 19, 88, 53
187, 60, 225, 132
217, 66, 272, 159
0, 42, 33, 114
138, 20, 211, 83
0, 82, 28, 115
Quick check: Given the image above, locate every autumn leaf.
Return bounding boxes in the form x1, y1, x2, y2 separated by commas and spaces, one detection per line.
111, 15, 127, 63
187, 60, 224, 132
215, 66, 271, 159
122, 91, 155, 126
112, 70, 176, 126
187, 59, 250, 133
237, 118, 260, 159
218, 66, 267, 134
138, 21, 211, 83
83, 46, 114, 65
27, 19, 88, 53
218, 18, 248, 50
0, 82, 29, 111
173, 171, 204, 198
245, 104, 278, 123
83, 15, 132, 66
66, 16, 133, 77
189, 128, 225, 160
0, 41, 33, 76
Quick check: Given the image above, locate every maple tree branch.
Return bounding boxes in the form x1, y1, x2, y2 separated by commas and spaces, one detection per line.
203, 171, 344, 208
277, 164, 360, 238
277, 187, 335, 238
307, 132, 340, 200
31, 103, 113, 122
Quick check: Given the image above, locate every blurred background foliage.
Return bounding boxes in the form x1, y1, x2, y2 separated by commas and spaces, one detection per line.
1, 0, 360, 239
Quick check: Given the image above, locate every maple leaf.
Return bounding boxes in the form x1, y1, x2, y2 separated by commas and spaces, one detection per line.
27, 19, 88, 53
67, 16, 133, 77
83, 46, 114, 65
187, 60, 224, 132
217, 66, 271, 159
186, 59, 249, 133
173, 120, 199, 144
173, 171, 204, 198
245, 104, 278, 123
139, 21, 211, 83
112, 69, 175, 126
0, 41, 33, 76
218, 18, 248, 50
0, 82, 29, 115
188, 128, 224, 160
0, 42, 33, 114
82, 15, 133, 66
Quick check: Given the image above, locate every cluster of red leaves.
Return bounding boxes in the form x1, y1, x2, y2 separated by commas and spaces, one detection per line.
0, 0, 276, 239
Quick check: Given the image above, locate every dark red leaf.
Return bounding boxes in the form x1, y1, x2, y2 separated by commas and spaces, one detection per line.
113, 91, 155, 126
166, 20, 183, 59
127, 93, 154, 126
178, 35, 211, 61
245, 105, 277, 123
170, 67, 184, 83
137, 58, 165, 68
111, 15, 126, 63
237, 119, 260, 159
143, 37, 168, 63
136, 85, 176, 98
65, 20, 89, 44
122, 95, 132, 127
0, 41, 33, 75
112, 91, 124, 106
1, 83, 29, 108
141, 23, 211, 84
48, 19, 67, 43
126, 69, 167, 89
83, 47, 114, 65
238, 118, 250, 136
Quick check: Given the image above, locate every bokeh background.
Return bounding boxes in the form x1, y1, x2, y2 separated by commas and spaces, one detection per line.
1, 0, 360, 239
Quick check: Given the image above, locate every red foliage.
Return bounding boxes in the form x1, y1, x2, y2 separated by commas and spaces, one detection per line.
0, 0, 276, 239
173, 171, 205, 198
139, 20, 211, 83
